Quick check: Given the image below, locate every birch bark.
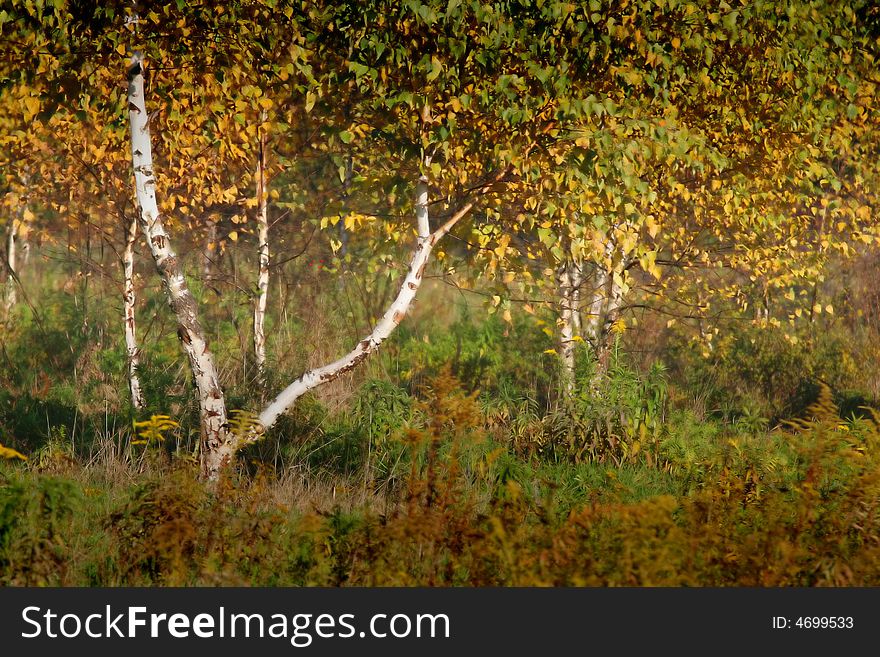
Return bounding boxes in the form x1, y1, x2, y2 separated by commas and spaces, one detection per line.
122, 213, 145, 410
556, 259, 581, 394
127, 53, 232, 479
591, 260, 626, 383
253, 117, 269, 380
3, 215, 16, 317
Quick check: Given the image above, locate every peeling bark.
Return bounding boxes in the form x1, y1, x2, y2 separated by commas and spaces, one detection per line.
253, 117, 269, 380
127, 53, 231, 480
123, 213, 145, 410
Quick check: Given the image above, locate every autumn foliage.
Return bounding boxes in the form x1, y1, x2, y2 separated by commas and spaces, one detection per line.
1, 0, 880, 586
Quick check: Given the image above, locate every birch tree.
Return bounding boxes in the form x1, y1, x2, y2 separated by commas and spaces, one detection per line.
122, 212, 144, 410
7, 0, 877, 477
127, 53, 232, 477
468, 0, 880, 396
252, 116, 270, 380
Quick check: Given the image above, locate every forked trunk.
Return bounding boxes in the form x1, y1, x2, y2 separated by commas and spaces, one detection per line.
122, 213, 145, 410
128, 52, 504, 478
127, 53, 231, 480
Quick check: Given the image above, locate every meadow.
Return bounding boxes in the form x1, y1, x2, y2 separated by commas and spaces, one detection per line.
2, 255, 879, 586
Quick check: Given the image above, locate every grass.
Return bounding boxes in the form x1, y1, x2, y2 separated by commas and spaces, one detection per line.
1, 253, 880, 586
2, 415, 878, 586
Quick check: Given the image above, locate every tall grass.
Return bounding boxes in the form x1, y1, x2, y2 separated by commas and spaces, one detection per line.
2, 252, 880, 586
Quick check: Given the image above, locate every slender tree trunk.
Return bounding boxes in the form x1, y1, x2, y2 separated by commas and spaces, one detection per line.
253, 118, 270, 380
122, 213, 145, 410
571, 271, 582, 337
3, 216, 16, 317
127, 53, 231, 480
556, 258, 581, 395
585, 265, 607, 343
5, 174, 30, 317
592, 261, 625, 383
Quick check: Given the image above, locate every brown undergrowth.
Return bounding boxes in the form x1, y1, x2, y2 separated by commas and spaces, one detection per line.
2, 373, 879, 587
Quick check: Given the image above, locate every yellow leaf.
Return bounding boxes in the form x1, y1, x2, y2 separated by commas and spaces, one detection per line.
23, 96, 40, 120
305, 90, 317, 112
228, 231, 238, 242
0, 443, 27, 461
825, 304, 834, 315
543, 348, 558, 355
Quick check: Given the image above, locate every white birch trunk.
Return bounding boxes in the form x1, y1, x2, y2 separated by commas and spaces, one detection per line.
557, 260, 577, 394
127, 53, 232, 480
123, 213, 145, 410
415, 175, 430, 239
253, 118, 269, 379
585, 266, 607, 344
571, 270, 582, 337
591, 260, 626, 384
254, 175, 497, 435
3, 216, 16, 317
